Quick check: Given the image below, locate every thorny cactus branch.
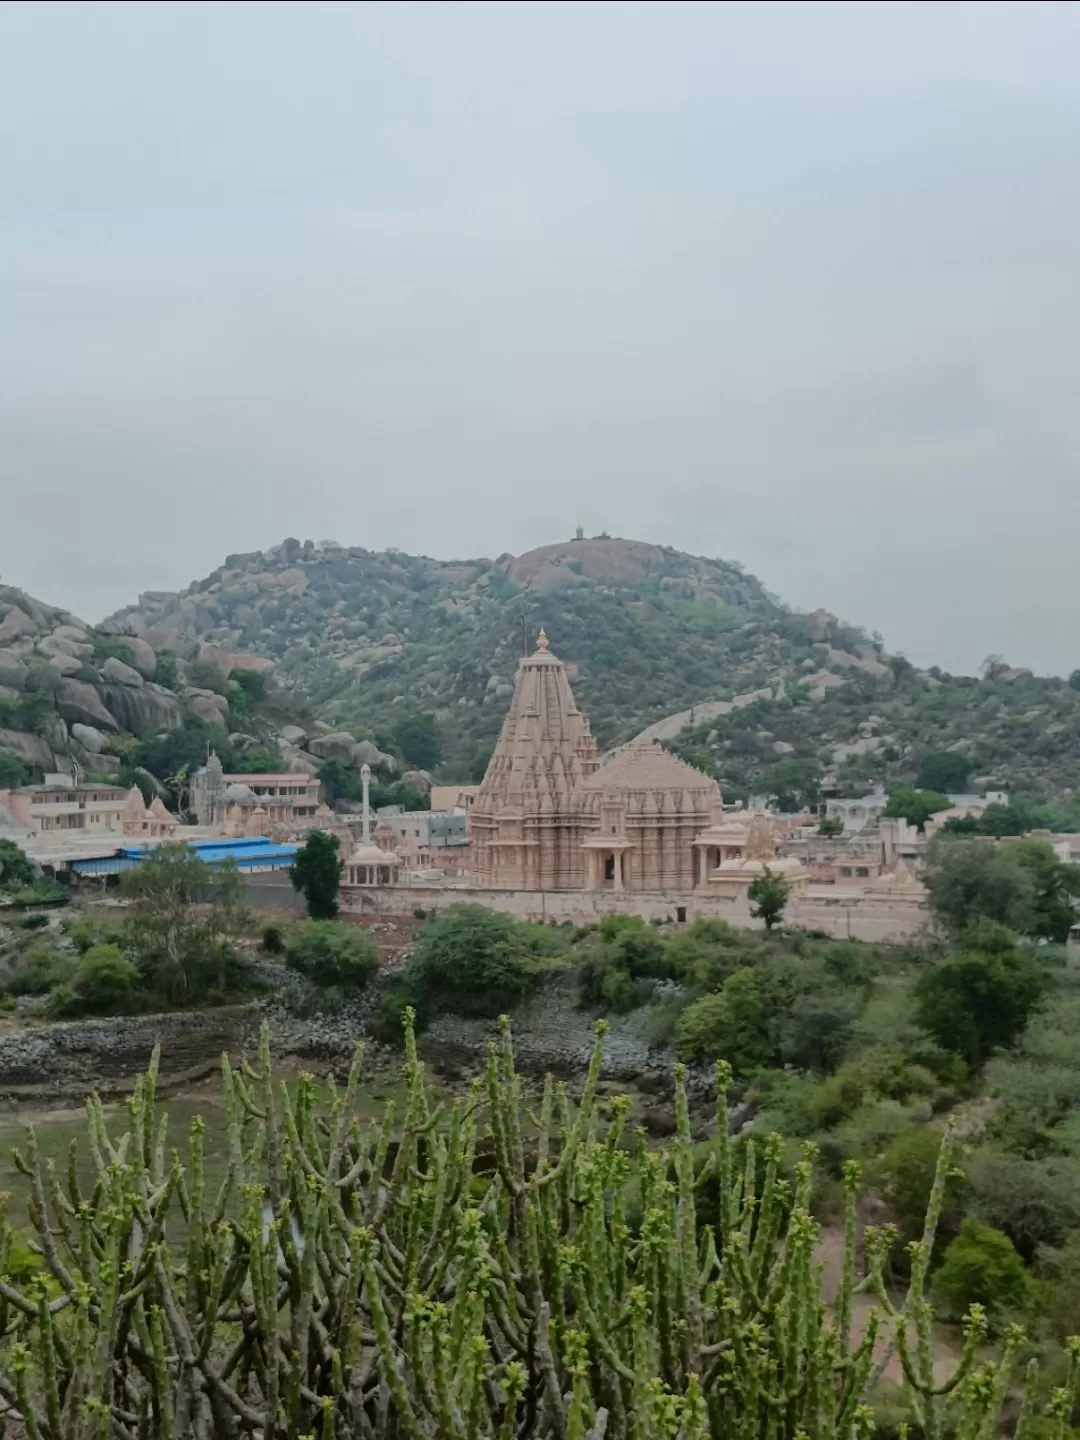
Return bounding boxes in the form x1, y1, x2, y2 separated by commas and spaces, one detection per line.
0, 1017, 1070, 1439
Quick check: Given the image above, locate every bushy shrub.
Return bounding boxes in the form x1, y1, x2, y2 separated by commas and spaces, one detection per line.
872, 1128, 958, 1245
406, 905, 547, 1017
285, 922, 378, 991
69, 944, 139, 1016
373, 982, 427, 1048
966, 1152, 1080, 1260
578, 917, 674, 1013
676, 961, 801, 1071
933, 1219, 1034, 1323
7, 944, 76, 998
260, 921, 286, 955
14, 913, 49, 932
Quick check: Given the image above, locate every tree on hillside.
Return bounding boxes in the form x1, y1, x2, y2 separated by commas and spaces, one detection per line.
748, 869, 790, 930
406, 904, 545, 1017
914, 933, 1047, 1067
818, 816, 844, 837
393, 712, 442, 770
290, 831, 343, 919
917, 752, 974, 794
0, 748, 29, 789
756, 758, 819, 812
925, 837, 1080, 942
883, 787, 951, 831
0, 838, 34, 891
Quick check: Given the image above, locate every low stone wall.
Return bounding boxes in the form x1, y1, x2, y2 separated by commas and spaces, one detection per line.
339, 883, 929, 943
0, 1006, 263, 1095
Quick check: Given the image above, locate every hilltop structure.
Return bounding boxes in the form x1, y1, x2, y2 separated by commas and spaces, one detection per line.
469, 631, 807, 897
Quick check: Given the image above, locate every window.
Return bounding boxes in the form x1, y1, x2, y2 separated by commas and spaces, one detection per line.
676, 906, 687, 923
840, 867, 853, 877
856, 867, 869, 877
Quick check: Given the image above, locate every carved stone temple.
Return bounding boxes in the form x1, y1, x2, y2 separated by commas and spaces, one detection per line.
470, 630, 808, 896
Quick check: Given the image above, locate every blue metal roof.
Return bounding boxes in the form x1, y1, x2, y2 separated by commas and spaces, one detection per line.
71, 836, 297, 877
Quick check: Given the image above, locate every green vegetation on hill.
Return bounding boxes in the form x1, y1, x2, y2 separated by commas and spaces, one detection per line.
104, 537, 1080, 803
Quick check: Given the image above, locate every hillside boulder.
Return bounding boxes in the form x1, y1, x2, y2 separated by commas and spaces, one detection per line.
185, 692, 229, 725
401, 770, 432, 794
0, 728, 53, 771
0, 607, 36, 645
55, 680, 119, 732
0, 651, 27, 691
283, 747, 320, 776
101, 656, 144, 688
125, 636, 158, 679
70, 723, 107, 754
279, 724, 307, 746
37, 635, 82, 661
308, 731, 358, 764
48, 654, 83, 677
353, 740, 397, 775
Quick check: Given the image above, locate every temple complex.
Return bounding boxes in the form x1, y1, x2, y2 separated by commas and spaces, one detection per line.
470, 631, 808, 897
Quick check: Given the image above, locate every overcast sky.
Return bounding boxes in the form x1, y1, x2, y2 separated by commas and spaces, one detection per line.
3, 1, 1080, 674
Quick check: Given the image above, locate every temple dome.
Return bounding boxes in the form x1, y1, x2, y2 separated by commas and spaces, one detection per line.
223, 782, 255, 803
349, 841, 394, 867
571, 740, 721, 817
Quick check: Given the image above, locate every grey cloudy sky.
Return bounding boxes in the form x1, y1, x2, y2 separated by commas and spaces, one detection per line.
3, 0, 1080, 675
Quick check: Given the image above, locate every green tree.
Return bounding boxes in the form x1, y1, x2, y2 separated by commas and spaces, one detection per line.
747, 868, 790, 930
925, 837, 1080, 941
393, 712, 442, 770
883, 787, 951, 831
290, 831, 343, 919
469, 744, 494, 784
933, 1219, 1034, 1323
917, 752, 974, 794
406, 904, 543, 1017
120, 845, 247, 1004
817, 816, 844, 837
0, 838, 34, 891
285, 921, 378, 990
914, 940, 1046, 1067
0, 748, 29, 789
757, 757, 820, 811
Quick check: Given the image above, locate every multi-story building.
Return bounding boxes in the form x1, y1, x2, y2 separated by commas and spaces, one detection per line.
0, 777, 130, 835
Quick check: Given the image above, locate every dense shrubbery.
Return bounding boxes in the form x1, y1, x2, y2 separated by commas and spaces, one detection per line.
405, 904, 569, 1018
285, 920, 379, 991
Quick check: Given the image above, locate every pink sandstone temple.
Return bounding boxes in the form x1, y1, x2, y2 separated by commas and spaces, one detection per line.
468, 630, 808, 896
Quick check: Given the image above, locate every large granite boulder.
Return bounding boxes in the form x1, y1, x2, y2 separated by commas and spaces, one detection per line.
98, 683, 184, 734
52, 624, 92, 649
125, 636, 158, 679
283, 747, 320, 776
70, 723, 107, 754
354, 739, 397, 775
37, 634, 82, 661
308, 731, 359, 764
101, 656, 144, 688
0, 607, 36, 645
279, 724, 307, 746
186, 692, 229, 725
0, 650, 27, 691
401, 769, 432, 794
48, 653, 83, 677
0, 728, 54, 771
55, 680, 119, 732
194, 643, 232, 683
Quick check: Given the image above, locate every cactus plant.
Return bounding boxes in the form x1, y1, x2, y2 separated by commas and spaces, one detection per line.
0, 1013, 1071, 1439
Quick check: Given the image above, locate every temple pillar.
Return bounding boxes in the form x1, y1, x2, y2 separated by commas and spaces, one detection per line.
614, 851, 624, 892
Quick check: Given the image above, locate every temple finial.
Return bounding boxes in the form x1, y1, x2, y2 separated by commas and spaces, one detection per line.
536, 627, 550, 653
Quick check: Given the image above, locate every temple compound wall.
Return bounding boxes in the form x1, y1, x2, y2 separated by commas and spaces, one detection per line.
337, 883, 928, 943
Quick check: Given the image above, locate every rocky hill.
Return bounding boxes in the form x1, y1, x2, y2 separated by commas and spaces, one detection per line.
101, 534, 1080, 809
0, 583, 299, 798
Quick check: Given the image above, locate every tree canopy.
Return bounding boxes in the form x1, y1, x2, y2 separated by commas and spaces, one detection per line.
925, 836, 1080, 942
290, 830, 343, 919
